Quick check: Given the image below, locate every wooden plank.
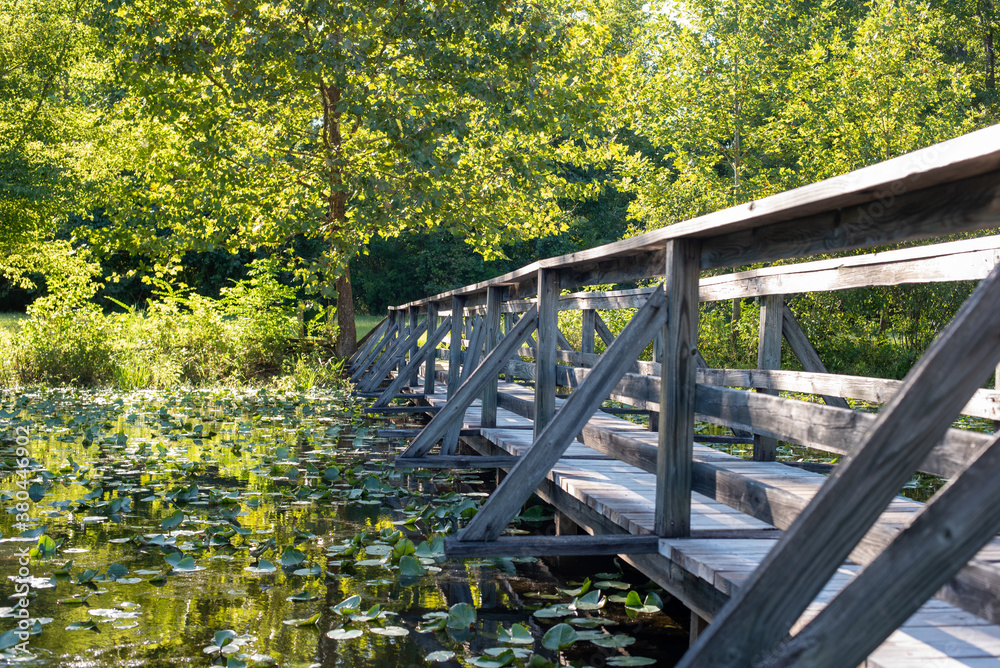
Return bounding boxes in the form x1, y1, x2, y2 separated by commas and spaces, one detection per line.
657, 239, 701, 537
594, 311, 615, 346
699, 366, 1000, 422
535, 268, 560, 439
444, 534, 660, 558
447, 295, 466, 400
781, 305, 852, 410
348, 317, 388, 369
390, 125, 1000, 311
372, 317, 451, 408
423, 302, 438, 395
365, 405, 442, 414
699, 234, 1000, 301
760, 432, 1000, 668
754, 294, 782, 461
443, 314, 488, 455
458, 288, 667, 542
396, 455, 519, 469
349, 322, 398, 383
679, 262, 1000, 668
407, 306, 420, 385
401, 305, 539, 459
581, 309, 596, 355
378, 428, 479, 438
556, 328, 576, 352
359, 318, 428, 392
481, 286, 503, 429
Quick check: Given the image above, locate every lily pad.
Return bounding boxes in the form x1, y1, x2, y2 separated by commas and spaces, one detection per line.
326, 628, 363, 640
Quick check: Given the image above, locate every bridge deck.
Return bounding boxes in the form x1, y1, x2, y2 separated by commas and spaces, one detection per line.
399, 378, 1000, 667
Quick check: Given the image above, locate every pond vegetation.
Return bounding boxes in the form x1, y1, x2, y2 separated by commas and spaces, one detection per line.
0, 387, 685, 667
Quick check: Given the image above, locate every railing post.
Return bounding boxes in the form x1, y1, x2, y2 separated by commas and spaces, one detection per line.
581, 309, 596, 356
424, 302, 438, 395
406, 306, 420, 385
482, 286, 503, 428
535, 268, 560, 438
448, 296, 466, 400
754, 294, 783, 461
656, 238, 701, 538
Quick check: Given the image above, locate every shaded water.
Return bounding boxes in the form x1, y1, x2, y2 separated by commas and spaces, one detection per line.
0, 388, 686, 667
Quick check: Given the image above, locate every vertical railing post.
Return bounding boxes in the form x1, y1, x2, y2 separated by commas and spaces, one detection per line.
535, 268, 560, 438
995, 363, 999, 432
406, 307, 419, 386
655, 239, 701, 538
581, 309, 596, 356
754, 294, 783, 461
448, 296, 466, 400
650, 331, 663, 432
481, 286, 503, 428
503, 310, 515, 381
424, 301, 438, 395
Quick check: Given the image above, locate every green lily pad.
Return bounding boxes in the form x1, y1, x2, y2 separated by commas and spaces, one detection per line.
542, 623, 578, 650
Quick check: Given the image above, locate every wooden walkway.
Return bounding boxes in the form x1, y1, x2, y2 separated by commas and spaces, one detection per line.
348, 125, 1000, 667
410, 381, 1000, 667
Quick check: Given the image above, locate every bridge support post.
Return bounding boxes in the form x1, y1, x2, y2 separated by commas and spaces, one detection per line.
656, 238, 701, 538
482, 286, 503, 428
406, 306, 420, 386
424, 302, 438, 395
754, 294, 783, 461
581, 309, 596, 356
535, 268, 560, 439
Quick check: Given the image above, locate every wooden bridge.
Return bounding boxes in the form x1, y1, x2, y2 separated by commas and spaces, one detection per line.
347, 124, 1000, 667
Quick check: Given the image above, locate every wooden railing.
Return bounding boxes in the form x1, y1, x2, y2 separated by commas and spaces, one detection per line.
347, 124, 1000, 667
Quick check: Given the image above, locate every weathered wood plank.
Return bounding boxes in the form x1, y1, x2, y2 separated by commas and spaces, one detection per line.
423, 302, 438, 395
348, 317, 388, 369
372, 317, 451, 408
657, 239, 701, 538
481, 286, 503, 429
401, 306, 539, 459
396, 455, 519, 469
458, 289, 667, 542
365, 405, 442, 414
754, 294, 783, 461
447, 295, 466, 399
357, 321, 422, 392
442, 314, 488, 455
595, 311, 616, 346
679, 262, 1000, 668
780, 306, 852, 409
761, 432, 1000, 668
444, 534, 661, 558
406, 307, 420, 385
349, 322, 398, 383
700, 234, 1000, 301
581, 309, 596, 356
535, 268, 560, 439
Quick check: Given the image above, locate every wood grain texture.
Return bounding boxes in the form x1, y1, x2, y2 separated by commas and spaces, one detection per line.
761, 432, 1000, 668
423, 302, 438, 395
657, 239, 701, 537
581, 309, 596, 355
754, 294, 783, 461
444, 534, 660, 558
700, 235, 1000, 300
481, 286, 503, 428
401, 306, 538, 459
780, 306, 852, 409
358, 319, 427, 392
678, 262, 1000, 668
535, 268, 560, 439
447, 296, 466, 399
372, 317, 451, 408
458, 289, 667, 542
348, 317, 388, 369
349, 322, 398, 383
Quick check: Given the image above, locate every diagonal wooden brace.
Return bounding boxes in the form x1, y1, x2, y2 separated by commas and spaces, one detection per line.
760, 430, 1000, 668
350, 322, 398, 383
402, 305, 539, 459
372, 316, 452, 408
457, 287, 668, 542
359, 318, 427, 393
680, 262, 1000, 668
348, 317, 388, 370
441, 314, 488, 455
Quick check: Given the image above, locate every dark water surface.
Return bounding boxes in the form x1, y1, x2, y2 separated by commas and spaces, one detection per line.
0, 388, 686, 667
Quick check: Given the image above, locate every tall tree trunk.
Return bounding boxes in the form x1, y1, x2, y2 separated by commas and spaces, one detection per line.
336, 264, 357, 358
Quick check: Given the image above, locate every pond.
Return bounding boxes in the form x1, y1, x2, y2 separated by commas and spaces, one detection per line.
0, 388, 687, 667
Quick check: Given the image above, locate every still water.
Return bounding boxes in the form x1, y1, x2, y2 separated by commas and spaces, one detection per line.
0, 388, 686, 667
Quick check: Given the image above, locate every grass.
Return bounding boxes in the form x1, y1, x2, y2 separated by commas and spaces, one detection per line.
0, 312, 27, 333
355, 314, 385, 342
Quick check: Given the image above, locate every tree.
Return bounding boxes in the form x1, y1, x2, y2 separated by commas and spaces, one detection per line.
0, 0, 128, 296
94, 0, 623, 356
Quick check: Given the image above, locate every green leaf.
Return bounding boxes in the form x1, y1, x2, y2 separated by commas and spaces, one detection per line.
591, 633, 636, 648
498, 623, 534, 644
77, 568, 97, 584
331, 595, 362, 615
426, 650, 455, 662
542, 623, 578, 650
161, 509, 184, 530
446, 602, 477, 629
398, 555, 425, 577
282, 613, 320, 627
28, 482, 45, 502
0, 629, 22, 651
